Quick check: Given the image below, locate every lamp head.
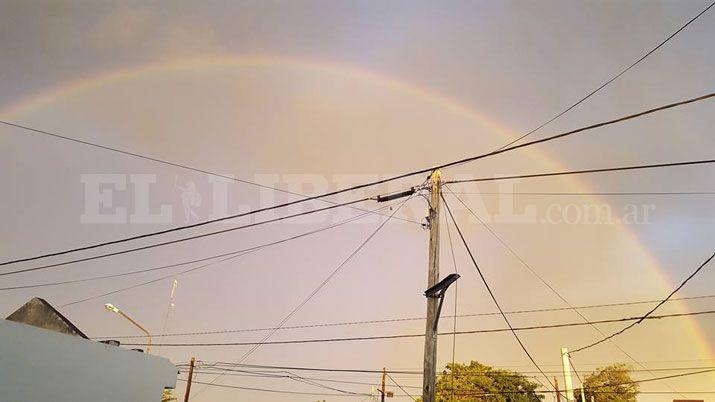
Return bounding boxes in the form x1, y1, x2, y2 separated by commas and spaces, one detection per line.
105, 303, 120, 314
424, 273, 460, 298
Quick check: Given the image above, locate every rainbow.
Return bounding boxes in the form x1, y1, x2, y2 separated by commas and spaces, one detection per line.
2, 54, 712, 364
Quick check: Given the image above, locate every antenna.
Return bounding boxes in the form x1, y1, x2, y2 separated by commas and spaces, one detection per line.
157, 279, 178, 356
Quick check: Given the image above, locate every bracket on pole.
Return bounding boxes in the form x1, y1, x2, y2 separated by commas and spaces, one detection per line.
376, 187, 416, 203
424, 273, 460, 332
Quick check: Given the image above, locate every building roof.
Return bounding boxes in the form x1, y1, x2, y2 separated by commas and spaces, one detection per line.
6, 297, 88, 339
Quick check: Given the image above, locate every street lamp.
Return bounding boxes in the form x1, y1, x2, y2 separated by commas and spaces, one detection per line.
424, 273, 460, 332
105, 303, 152, 354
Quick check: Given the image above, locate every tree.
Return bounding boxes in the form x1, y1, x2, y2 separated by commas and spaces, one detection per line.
573, 364, 639, 402
162, 389, 177, 402
419, 361, 544, 402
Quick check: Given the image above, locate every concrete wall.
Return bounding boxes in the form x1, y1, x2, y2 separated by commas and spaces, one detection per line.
0, 319, 177, 402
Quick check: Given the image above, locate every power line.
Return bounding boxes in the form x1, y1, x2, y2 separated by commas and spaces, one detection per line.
577, 368, 715, 391
0, 195, 380, 278
0, 253, 231, 291
382, 391, 715, 398
386, 372, 418, 401
447, 159, 715, 184
451, 191, 715, 196
184, 367, 715, 398
442, 90, 715, 172
175, 378, 369, 397
571, 250, 715, 353
0, 182, 403, 269
434, 358, 715, 369
568, 357, 588, 396
122, 310, 715, 347
184, 368, 423, 389
443, 368, 715, 397
569, 352, 686, 398
58, 201, 403, 307
443, 194, 573, 391
494, 0, 715, 150
0, 121, 297, 193
184, 360, 715, 395
203, 366, 372, 396
189, 364, 534, 381
284, 370, 369, 396
442, 199, 460, 402
240, 195, 413, 359
375, 392, 715, 398
444, 186, 687, 395
1, 202, 397, 291
589, 392, 715, 395
0, 120, 420, 223
199, 362, 422, 375
449, 365, 715, 377
178, 378, 715, 399
4, 90, 714, 268
98, 294, 715, 339
191, 195, 415, 395
61, 253, 247, 308
187, 361, 715, 377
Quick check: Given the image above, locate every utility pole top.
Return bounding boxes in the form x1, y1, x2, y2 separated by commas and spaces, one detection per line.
554, 377, 561, 402
561, 347, 575, 402
430, 169, 441, 183
183, 357, 195, 402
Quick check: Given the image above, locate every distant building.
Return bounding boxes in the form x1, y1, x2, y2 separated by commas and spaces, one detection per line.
1, 297, 177, 402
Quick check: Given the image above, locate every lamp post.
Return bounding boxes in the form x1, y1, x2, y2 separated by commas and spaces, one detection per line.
423, 272, 460, 402
105, 303, 152, 354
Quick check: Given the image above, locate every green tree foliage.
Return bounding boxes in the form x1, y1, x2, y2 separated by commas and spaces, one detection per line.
421, 361, 543, 402
161, 389, 177, 402
572, 364, 639, 402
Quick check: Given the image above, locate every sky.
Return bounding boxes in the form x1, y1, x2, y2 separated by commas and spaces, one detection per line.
1, 1, 715, 401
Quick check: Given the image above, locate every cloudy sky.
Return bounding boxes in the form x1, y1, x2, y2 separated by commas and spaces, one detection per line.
1, 1, 714, 401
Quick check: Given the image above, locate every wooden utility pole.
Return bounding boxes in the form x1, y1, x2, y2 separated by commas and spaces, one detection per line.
184, 357, 196, 402
381, 367, 387, 402
422, 170, 441, 402
554, 377, 561, 402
